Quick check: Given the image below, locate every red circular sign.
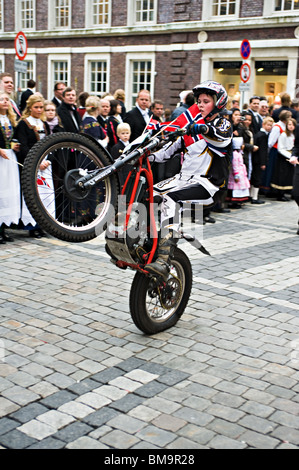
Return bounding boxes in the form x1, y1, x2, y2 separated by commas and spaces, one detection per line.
15, 31, 28, 61
240, 39, 251, 60
240, 63, 251, 83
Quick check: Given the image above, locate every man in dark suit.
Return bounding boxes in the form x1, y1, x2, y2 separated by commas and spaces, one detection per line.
57, 86, 82, 132
124, 89, 152, 142
19, 79, 36, 112
97, 98, 117, 152
272, 92, 298, 123
247, 96, 263, 135
52, 82, 66, 108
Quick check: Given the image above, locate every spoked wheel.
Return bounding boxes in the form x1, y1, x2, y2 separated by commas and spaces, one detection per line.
22, 132, 118, 242
129, 248, 192, 334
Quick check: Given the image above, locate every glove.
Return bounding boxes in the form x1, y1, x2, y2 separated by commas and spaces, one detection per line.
186, 123, 208, 137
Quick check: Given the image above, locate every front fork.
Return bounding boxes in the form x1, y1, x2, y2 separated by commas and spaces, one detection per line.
105, 156, 159, 270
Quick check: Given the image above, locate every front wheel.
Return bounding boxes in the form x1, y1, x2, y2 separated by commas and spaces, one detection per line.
22, 132, 118, 242
129, 247, 192, 334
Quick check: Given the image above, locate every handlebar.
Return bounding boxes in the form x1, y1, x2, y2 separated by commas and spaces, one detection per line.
76, 128, 187, 189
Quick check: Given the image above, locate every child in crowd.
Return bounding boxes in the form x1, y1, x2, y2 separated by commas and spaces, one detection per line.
271, 117, 297, 201
44, 100, 64, 133
82, 96, 109, 148
111, 122, 131, 187
252, 116, 274, 204
227, 133, 250, 208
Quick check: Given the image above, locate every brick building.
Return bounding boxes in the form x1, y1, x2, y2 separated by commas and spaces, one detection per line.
0, 0, 299, 111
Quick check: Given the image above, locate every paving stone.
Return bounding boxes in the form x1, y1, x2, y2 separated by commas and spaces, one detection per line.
66, 436, 108, 449
41, 390, 77, 409
58, 401, 94, 419
151, 414, 186, 432
10, 402, 49, 424
106, 414, 147, 434
208, 435, 247, 449
17, 420, 56, 441
0, 397, 19, 417
1, 386, 39, 407
271, 426, 299, 446
27, 437, 66, 449
0, 417, 19, 436
133, 381, 168, 398
135, 425, 176, 447
82, 407, 120, 427
0, 429, 38, 449
75, 392, 111, 410
91, 367, 124, 384
109, 394, 144, 413
238, 415, 275, 434
101, 429, 140, 449
37, 410, 75, 430
108, 376, 143, 392
52, 422, 93, 443
128, 405, 161, 422
240, 430, 280, 449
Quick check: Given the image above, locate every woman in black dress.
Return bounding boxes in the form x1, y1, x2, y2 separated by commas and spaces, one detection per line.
15, 94, 51, 238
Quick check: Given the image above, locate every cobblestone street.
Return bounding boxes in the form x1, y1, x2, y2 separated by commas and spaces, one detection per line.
0, 198, 298, 449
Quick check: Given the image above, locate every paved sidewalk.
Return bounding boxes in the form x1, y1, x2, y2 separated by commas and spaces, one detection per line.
0, 198, 298, 449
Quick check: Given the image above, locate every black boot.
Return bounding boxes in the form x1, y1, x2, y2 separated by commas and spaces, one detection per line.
144, 232, 178, 280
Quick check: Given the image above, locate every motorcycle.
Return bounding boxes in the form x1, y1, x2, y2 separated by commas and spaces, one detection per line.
22, 129, 209, 334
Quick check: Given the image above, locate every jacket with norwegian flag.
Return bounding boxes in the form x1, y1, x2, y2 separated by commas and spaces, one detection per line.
152, 115, 232, 190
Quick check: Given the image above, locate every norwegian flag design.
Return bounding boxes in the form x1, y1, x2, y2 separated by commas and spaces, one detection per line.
147, 103, 205, 148
37, 175, 52, 189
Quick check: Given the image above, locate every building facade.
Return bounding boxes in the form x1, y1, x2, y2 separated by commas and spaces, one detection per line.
0, 0, 299, 111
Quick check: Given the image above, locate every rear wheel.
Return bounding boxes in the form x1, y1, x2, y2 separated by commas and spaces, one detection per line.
129, 247, 192, 334
22, 132, 118, 242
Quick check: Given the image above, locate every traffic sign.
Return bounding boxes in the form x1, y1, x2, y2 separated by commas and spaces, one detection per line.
239, 82, 250, 92
240, 62, 251, 83
240, 39, 251, 60
14, 58, 28, 73
14, 31, 28, 61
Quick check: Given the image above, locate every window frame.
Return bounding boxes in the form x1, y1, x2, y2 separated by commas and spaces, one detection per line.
202, 0, 240, 19
264, 0, 299, 15
48, 54, 71, 100
125, 52, 155, 109
85, 0, 111, 28
84, 53, 110, 96
48, 0, 72, 30
127, 0, 158, 27
15, 0, 36, 31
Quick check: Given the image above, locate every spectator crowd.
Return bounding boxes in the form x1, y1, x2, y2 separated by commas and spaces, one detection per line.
1, 70, 299, 245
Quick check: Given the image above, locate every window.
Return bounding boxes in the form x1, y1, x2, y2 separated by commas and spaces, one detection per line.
19, 0, 35, 29
136, 0, 155, 22
127, 57, 154, 108
48, 55, 71, 100
275, 0, 299, 10
128, 0, 157, 25
202, 0, 239, 19
19, 60, 34, 90
91, 0, 110, 26
54, 0, 71, 28
53, 61, 69, 85
212, 0, 236, 16
126, 54, 155, 109
89, 61, 108, 95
